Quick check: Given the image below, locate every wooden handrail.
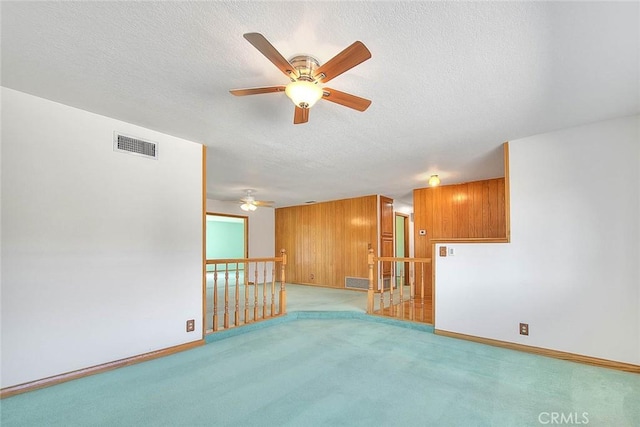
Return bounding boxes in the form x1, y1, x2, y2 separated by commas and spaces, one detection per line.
206, 256, 285, 264
206, 249, 287, 333
375, 256, 431, 263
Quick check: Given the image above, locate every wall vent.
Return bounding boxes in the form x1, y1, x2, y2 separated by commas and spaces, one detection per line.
345, 276, 369, 290
114, 133, 158, 159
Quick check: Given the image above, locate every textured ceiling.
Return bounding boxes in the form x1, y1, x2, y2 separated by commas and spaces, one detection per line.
2, 1, 638, 208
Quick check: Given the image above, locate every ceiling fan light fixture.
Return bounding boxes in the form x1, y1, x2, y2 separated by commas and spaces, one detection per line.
240, 202, 257, 211
285, 80, 323, 109
428, 175, 441, 187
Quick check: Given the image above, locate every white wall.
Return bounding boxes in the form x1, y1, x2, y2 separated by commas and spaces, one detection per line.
1, 88, 204, 388
435, 115, 639, 365
205, 200, 275, 258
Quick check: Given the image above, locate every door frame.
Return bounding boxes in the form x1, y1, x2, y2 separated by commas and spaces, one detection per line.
205, 212, 249, 260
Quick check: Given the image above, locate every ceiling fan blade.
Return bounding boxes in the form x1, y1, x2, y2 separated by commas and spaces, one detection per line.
243, 33, 299, 79
314, 41, 371, 83
294, 106, 309, 124
230, 86, 285, 96
322, 88, 371, 112
254, 201, 275, 207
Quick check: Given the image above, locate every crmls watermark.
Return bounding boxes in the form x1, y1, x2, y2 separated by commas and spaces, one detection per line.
538, 412, 589, 424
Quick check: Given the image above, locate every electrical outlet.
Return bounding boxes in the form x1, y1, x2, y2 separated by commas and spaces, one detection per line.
519, 323, 529, 336
439, 246, 447, 257
186, 319, 195, 332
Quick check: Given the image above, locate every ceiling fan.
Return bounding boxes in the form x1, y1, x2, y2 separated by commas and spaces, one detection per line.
239, 190, 274, 211
230, 33, 372, 124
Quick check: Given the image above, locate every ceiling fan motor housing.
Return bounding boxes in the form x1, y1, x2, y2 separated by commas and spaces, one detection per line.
288, 55, 321, 81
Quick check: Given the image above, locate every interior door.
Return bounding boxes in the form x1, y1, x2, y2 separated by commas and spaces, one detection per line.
379, 196, 394, 289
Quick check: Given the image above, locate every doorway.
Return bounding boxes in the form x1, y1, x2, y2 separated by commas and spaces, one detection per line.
205, 213, 248, 331
395, 213, 409, 287
205, 213, 248, 268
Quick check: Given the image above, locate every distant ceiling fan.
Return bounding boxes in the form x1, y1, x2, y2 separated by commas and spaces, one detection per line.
230, 33, 372, 124
239, 190, 274, 211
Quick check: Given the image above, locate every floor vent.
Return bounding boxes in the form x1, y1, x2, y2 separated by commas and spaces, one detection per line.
114, 133, 158, 159
345, 276, 368, 290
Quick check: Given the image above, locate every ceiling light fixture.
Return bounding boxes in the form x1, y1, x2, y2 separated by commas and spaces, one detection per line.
428, 175, 441, 187
285, 80, 323, 109
240, 203, 257, 212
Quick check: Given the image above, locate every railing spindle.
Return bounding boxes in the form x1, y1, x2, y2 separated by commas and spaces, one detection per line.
367, 247, 374, 314
235, 264, 240, 326
263, 264, 268, 318
389, 262, 394, 314
213, 264, 218, 331
270, 264, 276, 316
409, 262, 415, 321
410, 262, 415, 303
420, 263, 425, 306
379, 276, 384, 312
279, 249, 287, 314
224, 263, 229, 329
399, 263, 404, 310
252, 263, 258, 321
242, 262, 249, 323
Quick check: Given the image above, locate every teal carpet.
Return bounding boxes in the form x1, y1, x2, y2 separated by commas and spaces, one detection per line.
2, 315, 639, 426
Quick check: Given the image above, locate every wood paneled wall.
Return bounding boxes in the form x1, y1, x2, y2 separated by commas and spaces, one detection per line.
413, 178, 507, 297
275, 195, 378, 288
